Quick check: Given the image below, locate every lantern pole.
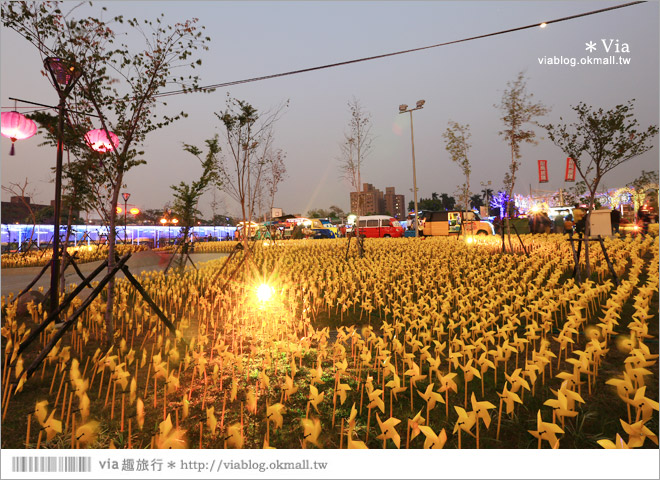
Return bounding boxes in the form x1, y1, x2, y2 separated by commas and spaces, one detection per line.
122, 192, 131, 244
44, 57, 82, 322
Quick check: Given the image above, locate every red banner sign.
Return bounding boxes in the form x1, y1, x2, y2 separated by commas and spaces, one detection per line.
565, 157, 576, 182
538, 160, 548, 183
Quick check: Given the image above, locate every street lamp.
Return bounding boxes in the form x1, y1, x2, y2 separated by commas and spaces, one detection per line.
44, 56, 82, 319
399, 100, 426, 237
122, 192, 131, 244
159, 217, 168, 248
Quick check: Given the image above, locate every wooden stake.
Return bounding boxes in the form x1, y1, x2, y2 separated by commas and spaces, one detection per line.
121, 393, 126, 432
366, 406, 372, 444
65, 391, 73, 433
128, 419, 132, 449
496, 398, 503, 441
25, 414, 31, 449
71, 414, 76, 448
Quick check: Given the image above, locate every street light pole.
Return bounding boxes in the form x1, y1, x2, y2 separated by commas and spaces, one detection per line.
44, 57, 82, 320
122, 192, 130, 244
399, 100, 426, 237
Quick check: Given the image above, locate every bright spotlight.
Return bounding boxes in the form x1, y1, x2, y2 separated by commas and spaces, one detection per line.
256, 284, 274, 302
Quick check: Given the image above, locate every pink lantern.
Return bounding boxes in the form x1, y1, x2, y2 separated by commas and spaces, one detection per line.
85, 128, 119, 153
1, 111, 37, 155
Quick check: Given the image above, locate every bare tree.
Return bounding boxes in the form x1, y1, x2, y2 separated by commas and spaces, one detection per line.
443, 121, 472, 234
496, 71, 549, 252
338, 98, 374, 254
215, 96, 287, 249
544, 100, 658, 277
265, 149, 287, 217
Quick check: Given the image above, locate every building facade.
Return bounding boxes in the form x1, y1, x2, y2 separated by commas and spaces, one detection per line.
350, 184, 405, 217
384, 187, 406, 219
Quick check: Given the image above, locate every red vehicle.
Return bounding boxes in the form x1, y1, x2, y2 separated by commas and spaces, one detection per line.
356, 215, 405, 238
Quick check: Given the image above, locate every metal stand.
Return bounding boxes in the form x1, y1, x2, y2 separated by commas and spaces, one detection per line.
567, 233, 619, 286
345, 231, 365, 260
12, 252, 185, 382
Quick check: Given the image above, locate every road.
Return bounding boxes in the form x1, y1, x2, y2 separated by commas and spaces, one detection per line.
1, 250, 229, 298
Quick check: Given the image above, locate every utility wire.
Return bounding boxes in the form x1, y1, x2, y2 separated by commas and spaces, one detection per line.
153, 1, 645, 99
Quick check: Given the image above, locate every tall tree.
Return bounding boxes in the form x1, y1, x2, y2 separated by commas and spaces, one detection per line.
496, 71, 549, 252
627, 169, 659, 215
544, 100, 658, 277
470, 194, 483, 210
215, 96, 287, 249
338, 98, 373, 256
170, 137, 221, 270
3, 2, 210, 345
443, 121, 472, 234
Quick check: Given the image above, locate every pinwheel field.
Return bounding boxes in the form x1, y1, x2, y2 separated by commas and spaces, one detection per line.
1, 234, 658, 450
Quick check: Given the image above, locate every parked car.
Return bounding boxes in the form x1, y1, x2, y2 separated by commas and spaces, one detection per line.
356, 215, 405, 238
420, 211, 494, 236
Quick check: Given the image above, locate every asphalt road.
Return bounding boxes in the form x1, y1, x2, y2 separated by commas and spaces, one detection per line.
1, 250, 229, 298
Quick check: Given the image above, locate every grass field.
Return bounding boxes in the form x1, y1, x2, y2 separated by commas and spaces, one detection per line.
1, 234, 657, 451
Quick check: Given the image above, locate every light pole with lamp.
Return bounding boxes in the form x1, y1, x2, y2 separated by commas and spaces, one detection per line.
122, 192, 130, 244
159, 217, 168, 247
44, 57, 82, 319
399, 100, 425, 237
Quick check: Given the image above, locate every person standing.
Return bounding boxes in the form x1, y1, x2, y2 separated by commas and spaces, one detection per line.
610, 208, 621, 235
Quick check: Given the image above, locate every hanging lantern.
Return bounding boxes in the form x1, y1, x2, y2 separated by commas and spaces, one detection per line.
129, 207, 140, 215
1, 111, 37, 155
85, 128, 119, 153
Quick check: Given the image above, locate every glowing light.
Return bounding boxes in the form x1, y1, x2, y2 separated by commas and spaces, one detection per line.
160, 218, 167, 225
85, 129, 119, 153
465, 236, 475, 245
116, 206, 123, 214
129, 207, 140, 215
539, 22, 547, 28
256, 284, 274, 303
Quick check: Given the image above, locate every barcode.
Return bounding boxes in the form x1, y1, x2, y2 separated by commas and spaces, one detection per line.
11, 456, 91, 473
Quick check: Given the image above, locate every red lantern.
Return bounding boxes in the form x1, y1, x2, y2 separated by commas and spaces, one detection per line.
1, 111, 37, 155
85, 128, 119, 153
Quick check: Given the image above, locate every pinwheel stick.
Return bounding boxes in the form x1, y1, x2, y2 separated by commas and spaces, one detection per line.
496, 398, 503, 441
366, 406, 372, 444
199, 421, 203, 449
128, 418, 132, 449
340, 418, 344, 449
71, 414, 76, 448
25, 414, 31, 449
36, 430, 42, 450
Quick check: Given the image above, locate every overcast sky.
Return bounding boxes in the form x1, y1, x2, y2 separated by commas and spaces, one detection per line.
2, 1, 658, 219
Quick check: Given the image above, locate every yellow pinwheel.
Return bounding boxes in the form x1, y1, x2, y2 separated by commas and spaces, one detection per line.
225, 423, 244, 449
136, 398, 145, 430
75, 421, 99, 447
453, 406, 476, 449
206, 406, 218, 435
266, 403, 285, 430
335, 380, 351, 406
41, 410, 62, 443
308, 385, 324, 414
528, 410, 564, 448
385, 373, 407, 400
630, 386, 660, 423
419, 425, 447, 449
376, 414, 401, 448
620, 419, 658, 448
597, 433, 630, 449
301, 417, 322, 448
